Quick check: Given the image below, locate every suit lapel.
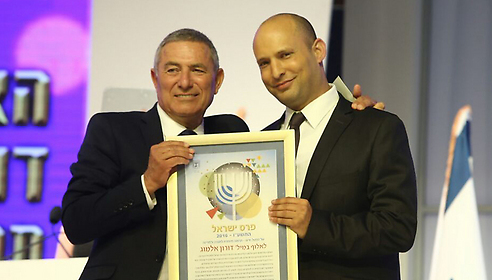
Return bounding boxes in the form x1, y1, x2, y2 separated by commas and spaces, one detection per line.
140, 103, 164, 148
263, 113, 285, 131
301, 97, 353, 200
140, 103, 168, 217
203, 116, 217, 134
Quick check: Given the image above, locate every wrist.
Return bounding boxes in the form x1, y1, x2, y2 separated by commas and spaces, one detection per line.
143, 174, 159, 195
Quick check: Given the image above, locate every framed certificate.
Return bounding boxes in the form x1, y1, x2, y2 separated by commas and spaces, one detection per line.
167, 130, 298, 280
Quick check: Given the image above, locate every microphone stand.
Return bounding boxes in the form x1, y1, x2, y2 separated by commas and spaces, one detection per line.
1, 206, 72, 260
1, 231, 58, 260
52, 224, 71, 258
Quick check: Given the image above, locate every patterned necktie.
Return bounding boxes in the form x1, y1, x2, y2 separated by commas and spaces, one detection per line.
288, 112, 305, 155
179, 129, 197, 136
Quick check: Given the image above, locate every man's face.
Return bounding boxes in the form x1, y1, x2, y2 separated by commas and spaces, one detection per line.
151, 41, 223, 127
253, 19, 324, 111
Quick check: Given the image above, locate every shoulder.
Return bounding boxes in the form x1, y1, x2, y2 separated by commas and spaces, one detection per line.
355, 106, 401, 121
354, 107, 405, 130
90, 110, 146, 121
347, 107, 410, 145
334, 98, 408, 138
86, 110, 148, 133
204, 114, 249, 133
335, 97, 402, 126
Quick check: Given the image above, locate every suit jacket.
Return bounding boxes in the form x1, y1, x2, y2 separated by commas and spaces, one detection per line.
264, 96, 417, 280
62, 104, 249, 280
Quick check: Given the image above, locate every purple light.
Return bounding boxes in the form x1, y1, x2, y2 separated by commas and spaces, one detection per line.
1, 0, 90, 259
14, 15, 89, 95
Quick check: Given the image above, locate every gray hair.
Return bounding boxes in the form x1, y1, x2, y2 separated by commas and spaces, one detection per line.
153, 28, 219, 72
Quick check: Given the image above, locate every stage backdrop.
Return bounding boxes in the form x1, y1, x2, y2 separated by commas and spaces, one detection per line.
0, 0, 90, 259
89, 0, 332, 131
0, 0, 332, 259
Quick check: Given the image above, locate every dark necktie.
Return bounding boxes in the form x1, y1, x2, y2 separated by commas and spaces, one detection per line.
179, 129, 197, 136
288, 112, 305, 155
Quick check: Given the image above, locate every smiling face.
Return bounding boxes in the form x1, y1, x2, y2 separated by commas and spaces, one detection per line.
151, 41, 224, 128
253, 15, 329, 111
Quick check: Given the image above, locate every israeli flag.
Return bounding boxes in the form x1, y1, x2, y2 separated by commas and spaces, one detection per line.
429, 105, 487, 280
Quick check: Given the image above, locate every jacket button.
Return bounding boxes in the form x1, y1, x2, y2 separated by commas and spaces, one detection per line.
155, 256, 163, 262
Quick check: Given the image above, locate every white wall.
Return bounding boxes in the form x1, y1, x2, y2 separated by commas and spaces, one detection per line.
89, 0, 332, 131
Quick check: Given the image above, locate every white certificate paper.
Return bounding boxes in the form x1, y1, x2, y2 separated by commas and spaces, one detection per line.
167, 131, 298, 280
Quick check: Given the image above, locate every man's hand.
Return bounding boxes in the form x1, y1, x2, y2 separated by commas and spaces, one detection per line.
143, 141, 194, 195
269, 197, 312, 239
351, 84, 386, 110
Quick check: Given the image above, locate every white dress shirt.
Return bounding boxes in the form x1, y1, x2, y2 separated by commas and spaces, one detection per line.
281, 85, 339, 197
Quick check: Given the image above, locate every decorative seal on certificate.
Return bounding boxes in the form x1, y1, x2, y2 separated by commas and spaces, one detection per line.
200, 162, 261, 221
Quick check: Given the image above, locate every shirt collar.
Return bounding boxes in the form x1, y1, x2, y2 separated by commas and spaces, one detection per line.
156, 104, 204, 139
284, 84, 339, 129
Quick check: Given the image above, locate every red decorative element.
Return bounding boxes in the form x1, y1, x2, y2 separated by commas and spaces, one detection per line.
206, 207, 219, 219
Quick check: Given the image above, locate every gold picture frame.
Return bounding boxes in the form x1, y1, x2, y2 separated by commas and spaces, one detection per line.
167, 130, 298, 280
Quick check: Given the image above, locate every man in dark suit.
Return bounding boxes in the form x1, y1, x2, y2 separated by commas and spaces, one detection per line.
254, 14, 417, 279
62, 26, 379, 279
61, 29, 249, 280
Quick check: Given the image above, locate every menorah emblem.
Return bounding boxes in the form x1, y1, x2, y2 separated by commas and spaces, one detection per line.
207, 162, 261, 220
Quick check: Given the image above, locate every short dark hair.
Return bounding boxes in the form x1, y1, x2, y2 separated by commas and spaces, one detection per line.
153, 28, 219, 72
